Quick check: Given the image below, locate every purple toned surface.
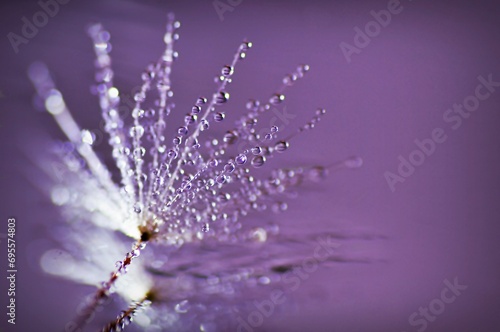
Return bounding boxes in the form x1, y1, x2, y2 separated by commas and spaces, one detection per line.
1, 0, 500, 331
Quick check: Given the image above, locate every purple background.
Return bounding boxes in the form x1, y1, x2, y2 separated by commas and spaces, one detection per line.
1, 0, 500, 331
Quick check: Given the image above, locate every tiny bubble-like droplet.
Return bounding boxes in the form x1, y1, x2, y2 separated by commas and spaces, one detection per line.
251, 155, 266, 168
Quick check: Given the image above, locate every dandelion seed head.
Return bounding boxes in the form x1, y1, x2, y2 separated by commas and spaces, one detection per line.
29, 12, 362, 331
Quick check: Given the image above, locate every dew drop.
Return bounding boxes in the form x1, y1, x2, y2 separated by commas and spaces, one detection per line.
274, 140, 289, 153
223, 131, 238, 144
251, 155, 266, 168
251, 146, 262, 155
173, 136, 182, 145
129, 125, 144, 139
224, 162, 235, 173
196, 97, 208, 105
235, 154, 247, 165
221, 65, 234, 77
199, 119, 209, 131
216, 174, 226, 184
178, 126, 189, 136
215, 91, 229, 104
269, 93, 285, 105
213, 112, 225, 122
191, 105, 201, 114
202, 223, 210, 233
185, 114, 197, 125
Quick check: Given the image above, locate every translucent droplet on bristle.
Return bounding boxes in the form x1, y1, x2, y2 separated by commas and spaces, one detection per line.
270, 126, 279, 133
196, 97, 207, 105
213, 112, 225, 122
251, 146, 262, 155
316, 108, 326, 116
178, 126, 188, 136
235, 154, 247, 165
208, 159, 218, 167
173, 136, 182, 145
133, 203, 142, 213
264, 133, 272, 140
241, 41, 252, 51
274, 140, 289, 153
251, 155, 266, 168
200, 119, 209, 131
216, 174, 226, 184
129, 125, 144, 139
269, 93, 285, 105
344, 156, 363, 168
185, 114, 197, 125
132, 108, 145, 119
297, 64, 310, 77
221, 65, 234, 77
191, 105, 201, 114
202, 223, 210, 232
224, 162, 235, 173
81, 129, 95, 145
133, 147, 145, 158
215, 91, 229, 104
223, 131, 238, 144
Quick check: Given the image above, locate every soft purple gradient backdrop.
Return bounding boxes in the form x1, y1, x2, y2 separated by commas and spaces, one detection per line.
1, 0, 500, 331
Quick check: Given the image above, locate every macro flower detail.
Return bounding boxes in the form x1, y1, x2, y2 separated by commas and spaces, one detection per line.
29, 13, 362, 332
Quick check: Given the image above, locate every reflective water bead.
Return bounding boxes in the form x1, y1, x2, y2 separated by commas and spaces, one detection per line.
251, 155, 266, 168
201, 223, 210, 233
270, 126, 279, 133
178, 126, 189, 136
241, 41, 252, 51
199, 119, 209, 131
274, 140, 289, 153
213, 112, 225, 122
185, 114, 197, 125
133, 147, 146, 158
191, 105, 201, 114
215, 91, 229, 104
269, 93, 285, 105
208, 159, 218, 167
264, 133, 272, 140
296, 64, 310, 77
196, 97, 207, 105
221, 65, 234, 77
167, 149, 178, 158
132, 108, 145, 119
316, 108, 326, 116
129, 125, 145, 139
216, 174, 226, 184
134, 91, 145, 102
224, 162, 235, 173
251, 146, 262, 155
235, 154, 247, 165
173, 136, 182, 145
223, 131, 238, 144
